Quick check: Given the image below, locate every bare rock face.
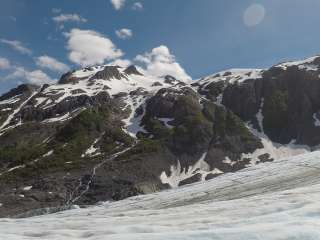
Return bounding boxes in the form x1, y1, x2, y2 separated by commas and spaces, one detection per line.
124, 65, 143, 76
90, 66, 126, 81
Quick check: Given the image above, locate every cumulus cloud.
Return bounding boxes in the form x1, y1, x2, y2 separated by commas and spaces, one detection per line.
110, 0, 125, 10
135, 45, 191, 81
115, 28, 133, 40
108, 58, 132, 68
5, 67, 56, 85
132, 2, 143, 10
53, 13, 87, 28
0, 57, 10, 70
65, 28, 123, 66
0, 39, 32, 55
36, 55, 69, 73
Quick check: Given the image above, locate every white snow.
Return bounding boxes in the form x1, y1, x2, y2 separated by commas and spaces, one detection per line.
122, 96, 148, 138
82, 138, 101, 157
23, 186, 33, 191
198, 68, 263, 87
276, 55, 320, 71
0, 164, 26, 177
1, 108, 12, 112
0, 95, 21, 105
0, 90, 39, 132
40, 67, 174, 110
256, 98, 264, 132
1, 151, 320, 239
42, 112, 71, 123
158, 118, 174, 129
42, 150, 54, 157
313, 113, 320, 127
243, 126, 311, 165
160, 152, 223, 188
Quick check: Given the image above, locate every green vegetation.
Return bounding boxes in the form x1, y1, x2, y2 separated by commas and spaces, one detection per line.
101, 127, 134, 154
116, 138, 163, 161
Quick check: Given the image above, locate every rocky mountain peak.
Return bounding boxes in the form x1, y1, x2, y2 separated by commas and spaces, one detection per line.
0, 84, 38, 101
90, 66, 126, 81
124, 65, 143, 76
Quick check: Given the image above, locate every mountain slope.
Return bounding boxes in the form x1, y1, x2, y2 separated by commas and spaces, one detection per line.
1, 56, 320, 216
1, 150, 320, 239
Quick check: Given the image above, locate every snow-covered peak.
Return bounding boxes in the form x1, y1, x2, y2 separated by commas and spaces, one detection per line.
196, 68, 264, 86
275, 55, 320, 71
33, 65, 186, 109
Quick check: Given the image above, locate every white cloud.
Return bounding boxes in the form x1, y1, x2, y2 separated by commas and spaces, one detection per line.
5, 67, 56, 85
110, 0, 125, 10
135, 45, 191, 81
0, 39, 32, 55
36, 55, 69, 73
0, 57, 10, 70
243, 4, 266, 27
132, 2, 143, 10
115, 28, 133, 40
53, 13, 87, 24
65, 28, 123, 66
108, 59, 132, 68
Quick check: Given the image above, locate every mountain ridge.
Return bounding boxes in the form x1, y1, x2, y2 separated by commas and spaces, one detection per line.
1, 54, 320, 217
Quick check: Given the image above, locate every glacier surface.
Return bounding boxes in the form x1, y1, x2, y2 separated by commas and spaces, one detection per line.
1, 151, 320, 239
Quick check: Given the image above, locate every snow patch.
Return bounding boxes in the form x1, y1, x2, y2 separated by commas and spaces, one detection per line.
276, 55, 320, 71
243, 125, 311, 165
82, 138, 101, 158
158, 118, 174, 129
160, 152, 223, 188
23, 186, 33, 191
43, 150, 54, 157
198, 68, 263, 86
313, 113, 320, 127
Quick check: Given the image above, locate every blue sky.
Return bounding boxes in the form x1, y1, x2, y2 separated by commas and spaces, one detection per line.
1, 0, 320, 94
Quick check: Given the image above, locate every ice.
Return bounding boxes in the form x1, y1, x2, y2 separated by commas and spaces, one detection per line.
1, 151, 320, 239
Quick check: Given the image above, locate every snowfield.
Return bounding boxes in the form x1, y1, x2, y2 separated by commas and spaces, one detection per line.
1, 151, 320, 239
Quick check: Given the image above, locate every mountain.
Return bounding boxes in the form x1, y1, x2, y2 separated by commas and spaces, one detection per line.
1, 150, 319, 239
1, 55, 320, 217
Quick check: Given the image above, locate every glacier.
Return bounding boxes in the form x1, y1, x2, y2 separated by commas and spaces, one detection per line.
0, 151, 320, 239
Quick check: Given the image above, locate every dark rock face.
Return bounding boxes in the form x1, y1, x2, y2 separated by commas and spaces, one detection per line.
90, 66, 126, 81
220, 65, 320, 145
124, 65, 143, 76
0, 84, 37, 101
222, 79, 263, 121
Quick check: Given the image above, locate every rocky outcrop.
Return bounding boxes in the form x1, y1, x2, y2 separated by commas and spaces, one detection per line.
90, 66, 126, 81
124, 65, 143, 76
